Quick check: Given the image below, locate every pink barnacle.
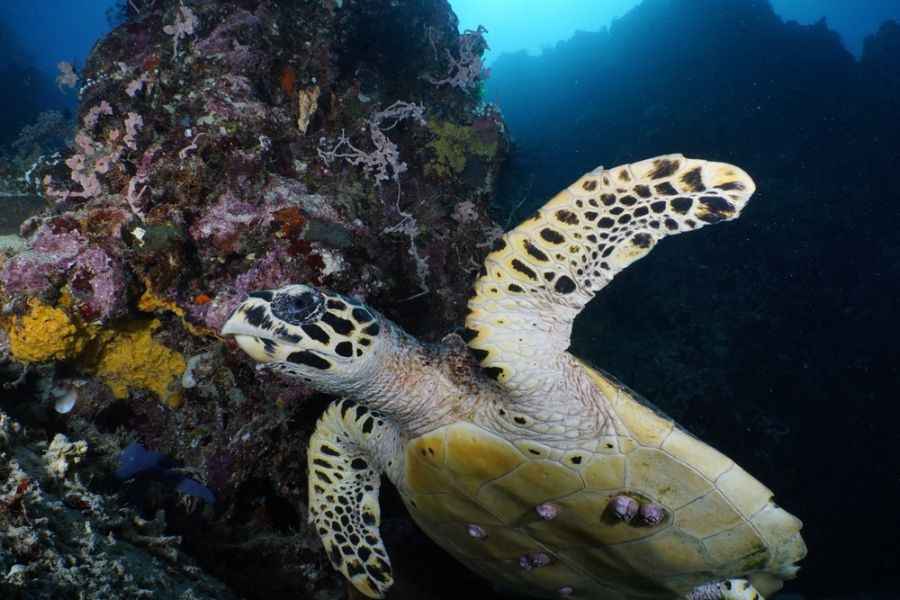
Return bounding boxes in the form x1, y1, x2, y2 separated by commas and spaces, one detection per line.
526, 552, 550, 568
535, 503, 557, 520
609, 495, 639, 522
639, 503, 665, 525
466, 524, 487, 540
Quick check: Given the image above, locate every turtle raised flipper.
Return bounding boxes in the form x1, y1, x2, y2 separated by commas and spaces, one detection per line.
308, 398, 395, 599
464, 155, 755, 397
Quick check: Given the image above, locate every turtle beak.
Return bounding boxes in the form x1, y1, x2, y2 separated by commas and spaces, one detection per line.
222, 298, 280, 362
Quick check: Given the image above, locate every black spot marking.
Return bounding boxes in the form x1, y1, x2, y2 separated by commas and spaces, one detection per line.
358, 547, 372, 562
697, 196, 735, 223
312, 458, 332, 468
358, 338, 372, 346
361, 417, 375, 434
665, 218, 679, 231
680, 167, 706, 192
346, 559, 365, 575
272, 325, 302, 344
586, 234, 597, 243
321, 444, 339, 456
670, 197, 693, 214
570, 455, 583, 465
633, 206, 650, 218
511, 259, 538, 280
716, 180, 745, 191
600, 193, 617, 206
262, 338, 278, 354
597, 217, 615, 228
582, 179, 598, 191
617, 169, 631, 182
461, 327, 479, 342
288, 350, 331, 370
322, 312, 354, 335
244, 305, 271, 328
363, 322, 380, 336
335, 341, 353, 357
351, 457, 368, 470
491, 238, 507, 252
316, 470, 332, 483
302, 323, 330, 344
248, 290, 274, 301
355, 405, 368, 420
513, 416, 527, 425
368, 559, 392, 583
508, 283, 524, 293
523, 240, 550, 262
484, 366, 504, 381
632, 233, 654, 248
609, 206, 625, 215
328, 544, 342, 565
554, 275, 577, 294
351, 307, 374, 323
543, 271, 556, 282
633, 184, 651, 198
340, 400, 356, 417
617, 214, 632, 225
327, 299, 347, 311
649, 158, 680, 179
555, 209, 579, 225
540, 228, 565, 244
528, 448, 541, 455
724, 581, 733, 591
653, 181, 679, 196
471, 347, 489, 362
362, 511, 376, 526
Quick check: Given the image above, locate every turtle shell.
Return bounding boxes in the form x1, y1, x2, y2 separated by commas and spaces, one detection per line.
400, 363, 805, 599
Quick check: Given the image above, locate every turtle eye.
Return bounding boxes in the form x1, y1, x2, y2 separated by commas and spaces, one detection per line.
271, 289, 323, 325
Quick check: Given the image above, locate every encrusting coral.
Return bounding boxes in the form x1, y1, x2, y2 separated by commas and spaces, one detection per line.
2, 300, 93, 363
84, 319, 187, 406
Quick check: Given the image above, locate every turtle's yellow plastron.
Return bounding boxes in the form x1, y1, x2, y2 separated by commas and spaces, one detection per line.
223, 155, 804, 599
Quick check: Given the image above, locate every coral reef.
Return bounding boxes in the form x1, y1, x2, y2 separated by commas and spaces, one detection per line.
0, 0, 507, 597
0, 410, 236, 599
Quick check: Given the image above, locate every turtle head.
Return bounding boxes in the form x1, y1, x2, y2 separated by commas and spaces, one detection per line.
222, 284, 386, 395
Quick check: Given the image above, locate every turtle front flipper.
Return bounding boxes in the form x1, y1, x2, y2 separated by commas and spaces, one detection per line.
464, 155, 755, 397
308, 399, 395, 598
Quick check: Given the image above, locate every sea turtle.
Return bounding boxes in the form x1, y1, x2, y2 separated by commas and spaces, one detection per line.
221, 155, 806, 599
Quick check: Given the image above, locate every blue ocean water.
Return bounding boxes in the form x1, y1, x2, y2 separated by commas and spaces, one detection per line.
1, 0, 898, 598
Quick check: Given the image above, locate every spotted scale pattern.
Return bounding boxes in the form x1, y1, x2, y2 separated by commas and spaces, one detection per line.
308, 398, 398, 598
464, 155, 755, 395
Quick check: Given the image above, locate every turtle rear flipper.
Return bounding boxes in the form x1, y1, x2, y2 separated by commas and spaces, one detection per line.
689, 578, 766, 600
308, 399, 395, 598
465, 155, 755, 397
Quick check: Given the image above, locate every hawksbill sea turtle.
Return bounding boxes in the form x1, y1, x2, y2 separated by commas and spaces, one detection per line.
222, 155, 806, 599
